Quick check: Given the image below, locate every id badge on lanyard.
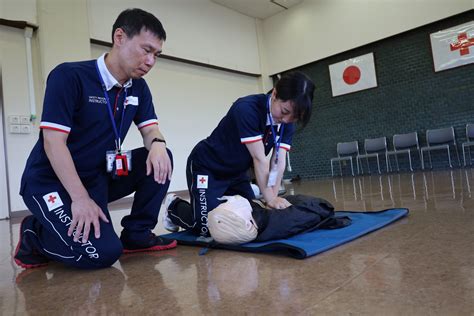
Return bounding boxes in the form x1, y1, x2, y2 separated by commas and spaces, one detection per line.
106, 150, 132, 175
95, 61, 132, 177
265, 95, 284, 187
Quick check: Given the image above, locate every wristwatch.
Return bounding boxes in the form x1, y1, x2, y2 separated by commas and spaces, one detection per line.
151, 138, 166, 147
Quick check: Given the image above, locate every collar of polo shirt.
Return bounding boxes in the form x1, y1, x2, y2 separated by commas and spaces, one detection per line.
97, 53, 133, 91
265, 96, 280, 127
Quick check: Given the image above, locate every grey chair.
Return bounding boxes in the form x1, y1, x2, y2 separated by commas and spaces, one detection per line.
330, 141, 360, 177
462, 124, 474, 166
386, 132, 420, 172
357, 137, 388, 174
420, 127, 460, 170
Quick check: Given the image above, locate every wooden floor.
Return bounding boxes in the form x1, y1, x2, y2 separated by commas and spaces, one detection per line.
1, 169, 473, 315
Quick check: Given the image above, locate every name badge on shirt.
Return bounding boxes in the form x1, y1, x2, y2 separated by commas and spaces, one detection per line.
125, 96, 139, 106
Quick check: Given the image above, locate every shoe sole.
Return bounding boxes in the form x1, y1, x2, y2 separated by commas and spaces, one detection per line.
14, 217, 49, 269
123, 239, 178, 254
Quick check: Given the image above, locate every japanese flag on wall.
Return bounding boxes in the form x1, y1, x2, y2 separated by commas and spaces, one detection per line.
430, 21, 474, 72
329, 53, 378, 97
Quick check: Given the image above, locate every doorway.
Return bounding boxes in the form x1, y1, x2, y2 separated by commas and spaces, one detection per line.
0, 68, 11, 219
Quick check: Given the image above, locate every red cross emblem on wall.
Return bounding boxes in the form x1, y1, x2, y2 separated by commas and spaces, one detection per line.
450, 32, 474, 56
48, 195, 57, 203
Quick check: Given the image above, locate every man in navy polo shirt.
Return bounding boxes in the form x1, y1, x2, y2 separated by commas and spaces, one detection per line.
164, 72, 315, 238
14, 8, 176, 269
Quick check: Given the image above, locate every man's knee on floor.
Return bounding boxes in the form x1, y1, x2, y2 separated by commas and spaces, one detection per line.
79, 238, 123, 269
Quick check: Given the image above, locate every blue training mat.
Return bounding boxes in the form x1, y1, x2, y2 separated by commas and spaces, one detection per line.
161, 208, 409, 259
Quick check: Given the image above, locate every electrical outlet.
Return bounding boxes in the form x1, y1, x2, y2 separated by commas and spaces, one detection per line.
20, 116, 30, 125
20, 125, 31, 134
9, 116, 20, 124
9, 125, 21, 134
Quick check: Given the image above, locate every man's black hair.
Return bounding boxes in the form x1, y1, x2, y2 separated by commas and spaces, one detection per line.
112, 8, 166, 42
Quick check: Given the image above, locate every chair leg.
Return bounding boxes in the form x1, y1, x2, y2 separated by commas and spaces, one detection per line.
395, 154, 400, 171
385, 153, 389, 173
463, 144, 467, 167
421, 150, 425, 170
454, 144, 461, 167
467, 146, 472, 166
358, 157, 364, 175
331, 160, 335, 176
339, 161, 343, 176
408, 151, 413, 171
349, 157, 354, 176
366, 157, 370, 174
428, 151, 433, 169
447, 147, 452, 168
356, 157, 360, 175
376, 155, 381, 174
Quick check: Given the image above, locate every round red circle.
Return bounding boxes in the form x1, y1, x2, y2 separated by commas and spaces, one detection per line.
343, 66, 361, 85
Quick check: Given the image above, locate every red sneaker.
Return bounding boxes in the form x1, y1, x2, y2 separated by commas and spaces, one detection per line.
121, 233, 177, 254
14, 216, 49, 269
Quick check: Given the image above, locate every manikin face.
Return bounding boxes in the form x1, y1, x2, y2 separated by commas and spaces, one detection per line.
270, 89, 296, 124
115, 28, 164, 79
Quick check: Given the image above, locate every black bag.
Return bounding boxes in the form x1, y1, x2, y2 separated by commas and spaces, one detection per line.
251, 195, 351, 242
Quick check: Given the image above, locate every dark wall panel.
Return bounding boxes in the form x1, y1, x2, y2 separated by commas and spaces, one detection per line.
287, 10, 474, 179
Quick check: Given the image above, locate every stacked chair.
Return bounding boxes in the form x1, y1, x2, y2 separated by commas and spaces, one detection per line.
462, 124, 474, 166
357, 137, 388, 174
420, 127, 460, 169
386, 132, 420, 172
330, 141, 360, 177
330, 124, 473, 177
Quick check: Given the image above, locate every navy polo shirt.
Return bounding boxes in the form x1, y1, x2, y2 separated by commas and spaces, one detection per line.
21, 54, 158, 194
192, 94, 294, 176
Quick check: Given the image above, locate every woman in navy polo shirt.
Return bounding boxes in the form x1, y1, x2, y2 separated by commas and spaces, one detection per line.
164, 72, 315, 238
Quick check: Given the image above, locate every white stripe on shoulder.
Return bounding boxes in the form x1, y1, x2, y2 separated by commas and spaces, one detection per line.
40, 122, 71, 133
137, 119, 158, 129
241, 135, 263, 143
280, 143, 291, 151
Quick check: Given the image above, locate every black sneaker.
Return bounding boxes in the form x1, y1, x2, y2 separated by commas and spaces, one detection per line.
14, 216, 50, 269
121, 233, 177, 254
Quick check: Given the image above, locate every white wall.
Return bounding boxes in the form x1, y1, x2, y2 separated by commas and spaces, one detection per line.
0, 0, 261, 213
0, 71, 10, 219
0, 0, 37, 23
0, 26, 39, 213
262, 0, 473, 75
87, 0, 264, 191
37, 0, 91, 80
91, 45, 260, 192
87, 0, 261, 74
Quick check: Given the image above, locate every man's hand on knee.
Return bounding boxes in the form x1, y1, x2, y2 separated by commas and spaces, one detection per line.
68, 197, 109, 243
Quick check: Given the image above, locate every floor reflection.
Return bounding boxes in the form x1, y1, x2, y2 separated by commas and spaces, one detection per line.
15, 266, 126, 315
325, 169, 473, 213
2, 169, 474, 315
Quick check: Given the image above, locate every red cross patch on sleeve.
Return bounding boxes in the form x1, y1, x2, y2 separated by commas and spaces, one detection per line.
197, 175, 208, 189
42, 192, 64, 211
